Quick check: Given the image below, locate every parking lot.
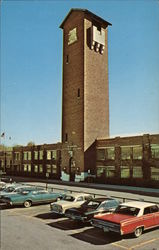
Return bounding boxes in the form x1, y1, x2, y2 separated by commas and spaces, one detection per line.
1, 182, 159, 250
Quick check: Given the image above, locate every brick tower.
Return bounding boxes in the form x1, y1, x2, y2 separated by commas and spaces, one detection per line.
60, 9, 111, 181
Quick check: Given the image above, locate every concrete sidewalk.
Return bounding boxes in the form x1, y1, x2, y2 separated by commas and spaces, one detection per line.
8, 176, 159, 197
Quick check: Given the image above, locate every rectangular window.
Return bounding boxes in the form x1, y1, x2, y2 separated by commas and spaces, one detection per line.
39, 150, 43, 160
121, 147, 131, 160
77, 88, 80, 97
47, 150, 57, 160
34, 165, 38, 173
23, 152, 27, 160
106, 147, 115, 160
97, 166, 105, 177
151, 144, 159, 159
66, 55, 69, 64
121, 166, 130, 178
151, 167, 159, 180
46, 165, 51, 173
132, 146, 142, 159
24, 164, 31, 172
28, 152, 31, 160
65, 133, 68, 142
28, 164, 31, 172
39, 164, 43, 173
52, 164, 57, 174
106, 166, 116, 177
133, 166, 143, 178
23, 164, 27, 172
97, 149, 105, 160
34, 151, 38, 160
15, 152, 20, 161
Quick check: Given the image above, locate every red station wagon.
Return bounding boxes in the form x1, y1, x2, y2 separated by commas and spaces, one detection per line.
91, 201, 159, 237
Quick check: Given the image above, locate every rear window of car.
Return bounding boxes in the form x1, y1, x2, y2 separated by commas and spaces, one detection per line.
63, 195, 75, 201
115, 205, 140, 216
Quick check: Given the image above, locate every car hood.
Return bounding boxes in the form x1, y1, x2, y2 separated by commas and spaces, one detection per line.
95, 213, 134, 224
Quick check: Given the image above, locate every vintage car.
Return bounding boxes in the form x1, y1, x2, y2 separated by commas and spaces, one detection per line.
50, 192, 92, 215
0, 189, 63, 208
91, 201, 159, 237
65, 197, 120, 223
0, 183, 32, 197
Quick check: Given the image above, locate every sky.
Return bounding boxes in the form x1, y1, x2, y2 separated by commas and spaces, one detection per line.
0, 0, 159, 146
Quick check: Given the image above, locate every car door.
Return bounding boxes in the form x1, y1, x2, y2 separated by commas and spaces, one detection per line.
151, 205, 159, 226
31, 190, 43, 204
143, 206, 156, 229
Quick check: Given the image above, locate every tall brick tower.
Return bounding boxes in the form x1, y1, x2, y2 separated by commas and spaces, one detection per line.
60, 9, 111, 181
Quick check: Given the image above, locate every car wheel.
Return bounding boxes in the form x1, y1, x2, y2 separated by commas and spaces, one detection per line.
24, 200, 32, 208
134, 227, 143, 237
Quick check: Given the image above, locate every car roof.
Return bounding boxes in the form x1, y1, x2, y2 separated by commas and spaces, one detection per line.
120, 201, 156, 209
65, 192, 91, 198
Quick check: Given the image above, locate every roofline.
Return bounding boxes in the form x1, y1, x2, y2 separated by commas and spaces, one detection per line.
59, 8, 112, 29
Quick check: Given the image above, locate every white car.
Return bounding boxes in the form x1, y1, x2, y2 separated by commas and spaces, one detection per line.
0, 181, 6, 190
50, 192, 92, 215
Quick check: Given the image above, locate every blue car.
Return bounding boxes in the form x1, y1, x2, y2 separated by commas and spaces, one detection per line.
0, 189, 63, 208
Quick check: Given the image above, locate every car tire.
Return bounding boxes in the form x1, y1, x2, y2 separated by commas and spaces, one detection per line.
134, 227, 143, 237
24, 200, 32, 208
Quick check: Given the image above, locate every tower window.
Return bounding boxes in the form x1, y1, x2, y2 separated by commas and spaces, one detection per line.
77, 88, 80, 98
66, 55, 69, 64
65, 133, 68, 142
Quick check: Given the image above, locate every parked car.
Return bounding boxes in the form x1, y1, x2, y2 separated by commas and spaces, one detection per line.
0, 181, 6, 190
0, 189, 63, 208
0, 183, 31, 197
65, 197, 120, 223
91, 201, 159, 237
50, 192, 92, 215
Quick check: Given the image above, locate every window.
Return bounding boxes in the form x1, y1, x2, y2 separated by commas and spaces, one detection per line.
133, 166, 143, 178
151, 167, 159, 180
23, 164, 31, 172
120, 166, 130, 178
106, 166, 116, 177
151, 144, 159, 159
65, 133, 68, 142
46, 165, 51, 173
39, 164, 43, 173
97, 166, 106, 177
77, 88, 80, 97
106, 147, 115, 160
52, 164, 57, 174
15, 152, 20, 161
97, 149, 105, 160
132, 146, 142, 159
23, 151, 31, 160
34, 151, 38, 160
121, 147, 131, 160
34, 165, 38, 173
47, 150, 57, 160
77, 196, 84, 201
39, 150, 43, 160
66, 55, 69, 64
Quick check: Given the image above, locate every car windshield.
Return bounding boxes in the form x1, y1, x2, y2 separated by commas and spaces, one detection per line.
63, 195, 75, 202
115, 205, 140, 216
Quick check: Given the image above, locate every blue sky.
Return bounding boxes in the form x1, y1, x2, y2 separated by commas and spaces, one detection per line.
1, 0, 159, 146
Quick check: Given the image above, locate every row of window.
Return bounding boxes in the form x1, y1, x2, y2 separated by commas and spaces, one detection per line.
97, 144, 159, 161
14, 150, 57, 161
13, 164, 57, 174
96, 165, 159, 180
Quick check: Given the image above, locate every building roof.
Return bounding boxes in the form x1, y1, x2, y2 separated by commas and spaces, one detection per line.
60, 8, 112, 29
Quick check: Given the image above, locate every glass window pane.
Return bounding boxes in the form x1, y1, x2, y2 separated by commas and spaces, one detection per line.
106, 166, 115, 177
28, 152, 31, 160
133, 146, 142, 159
151, 167, 159, 180
121, 166, 130, 178
52, 164, 57, 174
151, 144, 159, 159
106, 147, 115, 160
34, 165, 38, 173
133, 166, 143, 178
39, 151, 43, 160
46, 165, 51, 173
34, 151, 38, 160
121, 147, 131, 160
97, 149, 105, 160
39, 164, 43, 173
